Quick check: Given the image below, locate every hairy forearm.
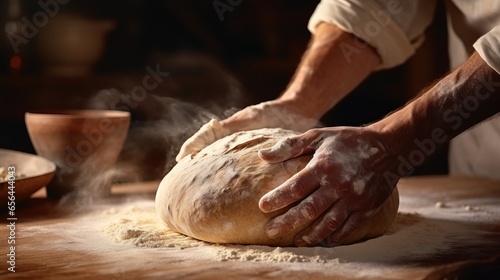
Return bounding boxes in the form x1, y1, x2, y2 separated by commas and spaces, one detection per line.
279, 23, 381, 120
371, 52, 500, 168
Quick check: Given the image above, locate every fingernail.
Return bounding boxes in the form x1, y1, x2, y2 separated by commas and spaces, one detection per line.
300, 235, 313, 245
259, 199, 272, 213
293, 235, 312, 247
258, 149, 272, 160
259, 147, 270, 154
266, 225, 280, 239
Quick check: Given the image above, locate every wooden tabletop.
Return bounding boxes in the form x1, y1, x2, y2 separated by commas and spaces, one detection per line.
1, 175, 500, 279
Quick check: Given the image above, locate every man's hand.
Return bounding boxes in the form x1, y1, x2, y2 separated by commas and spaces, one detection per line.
258, 126, 399, 247
176, 100, 317, 161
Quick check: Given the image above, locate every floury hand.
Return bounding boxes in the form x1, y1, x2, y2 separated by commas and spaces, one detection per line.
258, 127, 399, 247
176, 101, 317, 161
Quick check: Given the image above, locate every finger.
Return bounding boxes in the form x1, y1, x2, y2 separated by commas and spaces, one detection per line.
259, 167, 318, 213
294, 202, 349, 247
258, 130, 324, 163
258, 138, 297, 163
324, 212, 366, 246
264, 187, 338, 239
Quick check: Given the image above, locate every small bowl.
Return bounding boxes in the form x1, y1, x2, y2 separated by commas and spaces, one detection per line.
25, 110, 130, 199
0, 149, 56, 205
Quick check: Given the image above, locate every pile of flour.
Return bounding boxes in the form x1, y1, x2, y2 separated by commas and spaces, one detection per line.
103, 204, 206, 249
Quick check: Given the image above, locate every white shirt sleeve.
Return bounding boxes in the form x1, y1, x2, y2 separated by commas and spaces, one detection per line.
473, 25, 500, 75
308, 0, 437, 69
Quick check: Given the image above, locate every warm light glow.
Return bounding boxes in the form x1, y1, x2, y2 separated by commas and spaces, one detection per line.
4, 21, 18, 33
10, 55, 22, 70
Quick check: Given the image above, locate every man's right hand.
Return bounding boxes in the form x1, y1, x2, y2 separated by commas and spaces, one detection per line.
175, 100, 317, 162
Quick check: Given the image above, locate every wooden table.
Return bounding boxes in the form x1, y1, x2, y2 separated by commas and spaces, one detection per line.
1, 176, 500, 279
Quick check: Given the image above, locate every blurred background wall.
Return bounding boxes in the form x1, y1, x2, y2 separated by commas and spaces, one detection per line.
0, 0, 450, 180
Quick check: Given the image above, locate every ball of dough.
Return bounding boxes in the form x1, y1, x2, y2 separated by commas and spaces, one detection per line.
155, 128, 399, 246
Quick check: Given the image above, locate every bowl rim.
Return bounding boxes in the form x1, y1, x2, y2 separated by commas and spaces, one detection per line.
25, 109, 130, 119
0, 148, 57, 183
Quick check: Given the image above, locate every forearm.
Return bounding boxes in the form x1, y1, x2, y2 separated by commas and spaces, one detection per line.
371, 52, 500, 166
279, 23, 381, 120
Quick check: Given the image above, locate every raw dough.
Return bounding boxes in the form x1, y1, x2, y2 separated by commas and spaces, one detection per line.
156, 128, 399, 246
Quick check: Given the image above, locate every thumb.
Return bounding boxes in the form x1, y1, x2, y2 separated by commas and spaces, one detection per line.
258, 136, 312, 163
176, 137, 204, 162
259, 129, 323, 163
176, 119, 231, 162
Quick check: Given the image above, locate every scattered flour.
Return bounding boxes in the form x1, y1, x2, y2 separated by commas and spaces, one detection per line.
217, 246, 335, 263
435, 201, 447, 208
434, 201, 481, 211
462, 204, 480, 211
103, 204, 206, 249
352, 179, 366, 194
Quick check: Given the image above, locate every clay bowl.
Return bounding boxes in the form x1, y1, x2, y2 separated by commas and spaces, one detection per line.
25, 110, 130, 199
0, 149, 56, 206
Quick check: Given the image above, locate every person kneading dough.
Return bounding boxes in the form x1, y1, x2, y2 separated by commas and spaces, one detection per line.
156, 128, 399, 246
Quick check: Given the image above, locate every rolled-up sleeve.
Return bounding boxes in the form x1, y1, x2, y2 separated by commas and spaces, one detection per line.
308, 0, 437, 69
474, 26, 500, 75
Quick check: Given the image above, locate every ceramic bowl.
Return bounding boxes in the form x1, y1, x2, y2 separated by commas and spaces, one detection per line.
25, 110, 130, 199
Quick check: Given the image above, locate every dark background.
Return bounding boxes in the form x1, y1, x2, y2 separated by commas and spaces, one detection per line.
0, 0, 450, 180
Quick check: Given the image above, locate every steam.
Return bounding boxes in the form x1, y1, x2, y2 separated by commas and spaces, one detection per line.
57, 52, 247, 208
